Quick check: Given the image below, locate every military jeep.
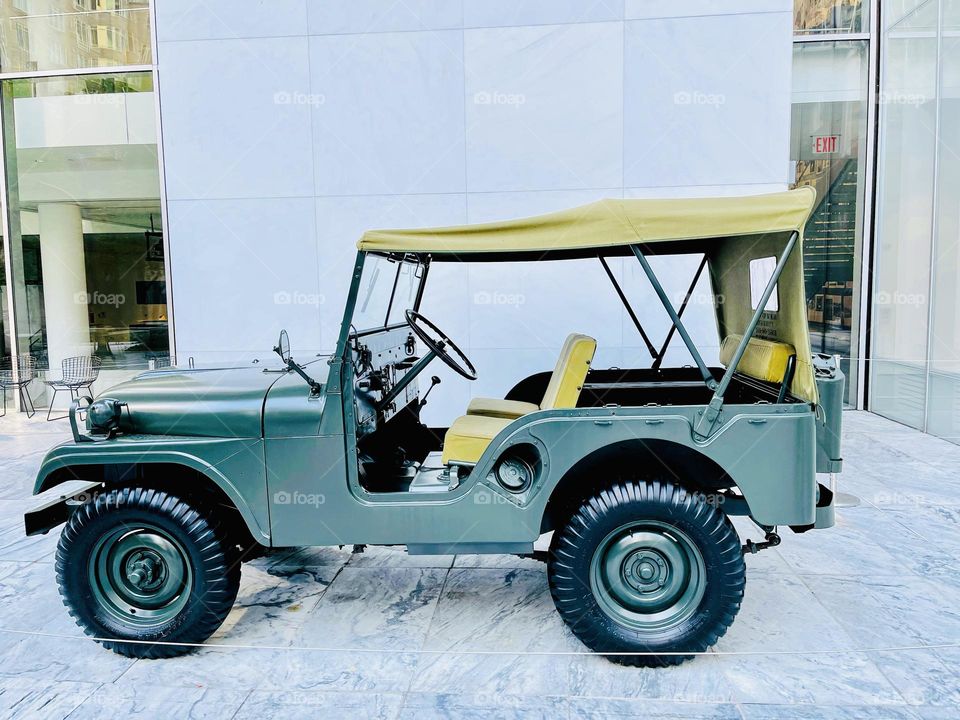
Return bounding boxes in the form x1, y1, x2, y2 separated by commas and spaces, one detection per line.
25, 188, 842, 666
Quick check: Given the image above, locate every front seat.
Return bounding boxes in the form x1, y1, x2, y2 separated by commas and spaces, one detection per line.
441, 334, 596, 466
466, 333, 598, 419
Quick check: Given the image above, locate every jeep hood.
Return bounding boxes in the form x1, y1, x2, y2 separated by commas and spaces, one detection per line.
102, 367, 282, 438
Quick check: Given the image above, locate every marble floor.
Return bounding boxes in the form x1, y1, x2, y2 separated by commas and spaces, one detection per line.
0, 411, 957, 719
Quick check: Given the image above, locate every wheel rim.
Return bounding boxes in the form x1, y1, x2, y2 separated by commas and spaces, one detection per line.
590, 520, 706, 632
88, 524, 192, 628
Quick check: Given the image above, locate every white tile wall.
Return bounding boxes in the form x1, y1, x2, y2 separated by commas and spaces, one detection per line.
623, 11, 793, 188
167, 197, 319, 365
464, 22, 623, 191
157, 37, 314, 200
463, 0, 624, 29
154, 0, 309, 41
307, 1, 462, 34
624, 0, 788, 21
309, 31, 466, 196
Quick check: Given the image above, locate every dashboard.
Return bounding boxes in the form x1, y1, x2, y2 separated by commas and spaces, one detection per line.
350, 325, 421, 437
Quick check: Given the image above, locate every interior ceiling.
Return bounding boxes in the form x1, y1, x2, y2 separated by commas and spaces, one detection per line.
19, 200, 162, 231
15, 144, 161, 230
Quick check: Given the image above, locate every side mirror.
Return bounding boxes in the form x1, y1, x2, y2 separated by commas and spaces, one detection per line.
274, 329, 291, 363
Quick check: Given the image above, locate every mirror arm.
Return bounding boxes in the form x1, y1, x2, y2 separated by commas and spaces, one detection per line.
286, 358, 322, 395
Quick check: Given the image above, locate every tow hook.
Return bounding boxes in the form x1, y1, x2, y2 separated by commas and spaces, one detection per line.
742, 529, 781, 554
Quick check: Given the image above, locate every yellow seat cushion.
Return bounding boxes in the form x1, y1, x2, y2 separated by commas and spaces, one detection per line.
466, 333, 596, 421
465, 397, 539, 419
541, 333, 596, 409
719, 334, 796, 384
440, 414, 513, 465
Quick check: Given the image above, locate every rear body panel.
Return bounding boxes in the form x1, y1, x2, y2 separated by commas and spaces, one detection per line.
813, 354, 845, 473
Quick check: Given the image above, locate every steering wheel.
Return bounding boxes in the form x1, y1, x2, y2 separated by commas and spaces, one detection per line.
405, 310, 477, 381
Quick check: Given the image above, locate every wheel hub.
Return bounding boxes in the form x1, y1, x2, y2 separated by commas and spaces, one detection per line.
624, 550, 667, 591
124, 551, 164, 591
591, 521, 707, 632
89, 525, 192, 627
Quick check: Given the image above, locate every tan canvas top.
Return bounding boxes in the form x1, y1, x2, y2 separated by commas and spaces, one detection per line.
358, 188, 816, 255
357, 188, 820, 403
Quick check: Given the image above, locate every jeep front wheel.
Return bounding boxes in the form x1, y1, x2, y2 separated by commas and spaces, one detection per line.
56, 487, 241, 658
548, 480, 745, 666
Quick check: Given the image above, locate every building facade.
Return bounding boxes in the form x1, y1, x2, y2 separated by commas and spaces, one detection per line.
0, 0, 956, 444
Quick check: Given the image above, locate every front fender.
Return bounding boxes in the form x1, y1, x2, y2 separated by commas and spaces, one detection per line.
34, 436, 270, 543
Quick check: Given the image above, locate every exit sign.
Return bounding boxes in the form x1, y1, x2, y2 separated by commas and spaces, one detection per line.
812, 135, 840, 154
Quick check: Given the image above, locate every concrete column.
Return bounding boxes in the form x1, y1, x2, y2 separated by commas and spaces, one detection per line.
37, 203, 89, 371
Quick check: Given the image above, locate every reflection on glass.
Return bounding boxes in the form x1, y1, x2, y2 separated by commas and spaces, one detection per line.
795, 0, 869, 34
790, 40, 868, 405
0, 0, 152, 74
1, 71, 168, 383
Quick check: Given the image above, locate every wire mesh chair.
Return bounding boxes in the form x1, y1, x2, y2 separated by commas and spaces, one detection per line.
43, 355, 102, 421
0, 354, 37, 418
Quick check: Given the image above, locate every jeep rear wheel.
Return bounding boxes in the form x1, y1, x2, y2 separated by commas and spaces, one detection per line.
56, 487, 241, 658
548, 480, 745, 666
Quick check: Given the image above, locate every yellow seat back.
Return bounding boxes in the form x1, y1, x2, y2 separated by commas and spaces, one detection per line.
540, 333, 597, 410
719, 334, 795, 384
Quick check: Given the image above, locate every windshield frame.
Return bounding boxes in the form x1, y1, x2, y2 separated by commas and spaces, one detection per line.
348, 253, 428, 337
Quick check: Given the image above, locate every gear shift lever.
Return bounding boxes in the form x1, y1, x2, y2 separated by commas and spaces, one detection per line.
420, 376, 441, 407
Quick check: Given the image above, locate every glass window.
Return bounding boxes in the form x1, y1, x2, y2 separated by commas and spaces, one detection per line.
749, 257, 779, 312
352, 255, 421, 332
0, 0, 151, 74
870, 5, 938, 430
1, 71, 167, 395
795, 0, 869, 34
791, 40, 869, 405
927, 0, 960, 442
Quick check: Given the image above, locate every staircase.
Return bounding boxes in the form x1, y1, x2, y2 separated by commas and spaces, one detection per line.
803, 159, 858, 305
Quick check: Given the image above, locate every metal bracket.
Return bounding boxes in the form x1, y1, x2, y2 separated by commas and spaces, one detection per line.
694, 395, 724, 439
742, 529, 781, 555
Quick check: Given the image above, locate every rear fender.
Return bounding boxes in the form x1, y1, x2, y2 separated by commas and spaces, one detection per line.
470, 407, 817, 530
